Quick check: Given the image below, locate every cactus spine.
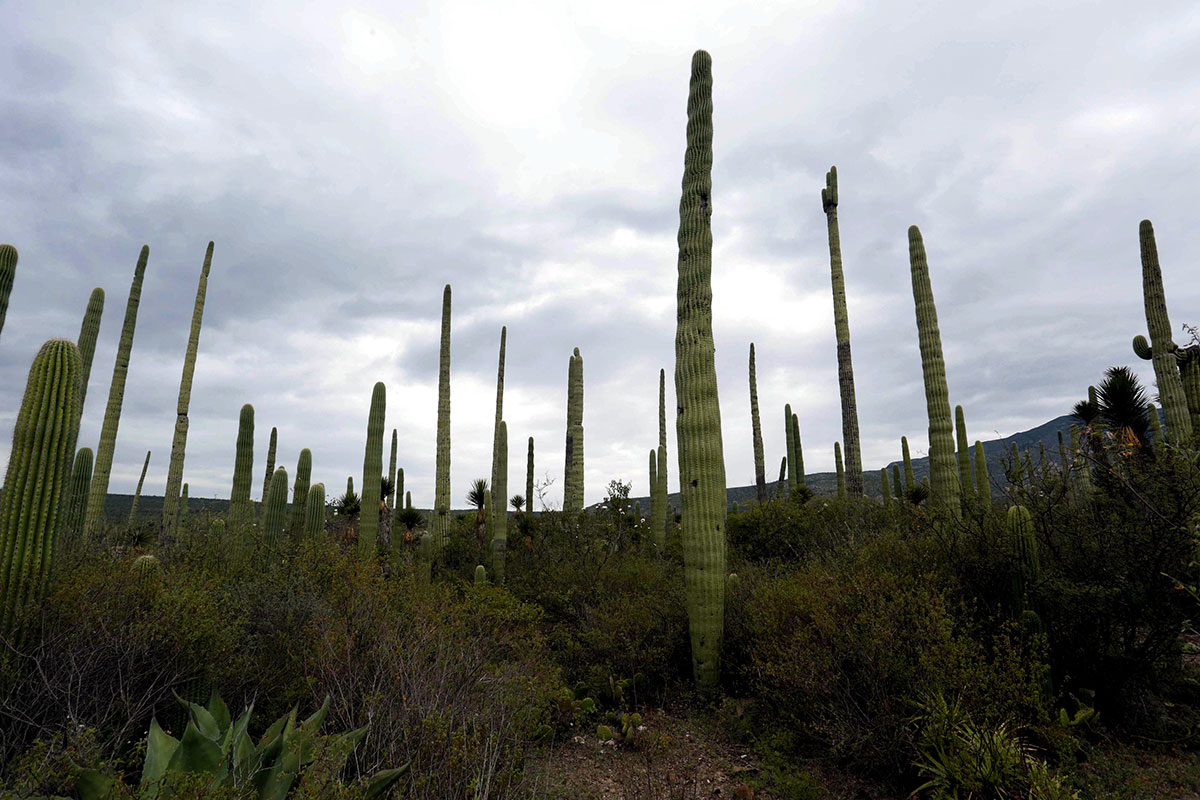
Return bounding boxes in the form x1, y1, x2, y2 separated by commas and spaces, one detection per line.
359, 382, 386, 555
955, 405, 975, 502
492, 421, 508, 585
974, 441, 991, 504
62, 447, 93, 543
261, 427, 277, 508
563, 348, 584, 513
822, 166, 864, 496
0, 339, 82, 638
0, 244, 16, 344
162, 242, 213, 538
901, 436, 914, 493
289, 448, 312, 534
128, 450, 151, 522
907, 227, 961, 515
304, 483, 325, 540
748, 344, 767, 502
262, 467, 288, 549
491, 327, 507, 530
230, 404, 255, 524
791, 413, 805, 489
433, 285, 451, 553
84, 246, 148, 538
526, 437, 535, 516
880, 467, 891, 504
673, 50, 727, 691
784, 404, 796, 493
1136, 221, 1194, 441
834, 443, 845, 499
75, 288, 105, 412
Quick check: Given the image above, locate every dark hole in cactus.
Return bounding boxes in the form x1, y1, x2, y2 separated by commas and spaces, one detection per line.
690, 479, 698, 487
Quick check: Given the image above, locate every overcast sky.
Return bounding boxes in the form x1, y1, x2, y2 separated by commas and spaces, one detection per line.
2, 0, 1199, 508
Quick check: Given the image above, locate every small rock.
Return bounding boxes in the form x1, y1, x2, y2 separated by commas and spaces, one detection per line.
733, 785, 755, 800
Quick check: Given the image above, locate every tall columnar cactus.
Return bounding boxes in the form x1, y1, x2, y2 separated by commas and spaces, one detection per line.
0, 244, 17, 344
1069, 425, 1091, 497
658, 368, 668, 503
128, 450, 151, 522
388, 430, 398, 509
655, 444, 668, 540
748, 343, 766, 503
880, 467, 891, 504
1057, 431, 1070, 477
0, 339, 82, 639
1009, 443, 1024, 489
954, 405, 975, 503
180, 483, 188, 522
84, 246, 149, 537
834, 442, 845, 499
433, 285, 452, 553
491, 327, 507, 529
891, 465, 902, 500
526, 437, 534, 516
262, 466, 289, 550
1148, 403, 1165, 452
347, 476, 354, 496
230, 404, 255, 524
359, 381, 386, 555
974, 441, 991, 504
563, 347, 585, 513
62, 447, 94, 543
907, 227, 961, 516
822, 166, 864, 496
162, 242, 213, 538
791, 413, 805, 488
784, 404, 796, 494
492, 420, 508, 585
1138, 220, 1192, 442
289, 448, 312, 534
648, 448, 658, 530
1008, 504, 1039, 604
304, 482, 325, 541
405, 490, 411, 509
75, 288, 105, 413
673, 50, 727, 691
901, 436, 914, 493
779, 457, 788, 490
262, 427, 277, 507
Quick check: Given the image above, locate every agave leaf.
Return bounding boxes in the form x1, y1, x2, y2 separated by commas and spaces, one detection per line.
165, 720, 223, 774
298, 696, 330, 738
253, 740, 301, 800
256, 706, 293, 750
186, 701, 221, 741
75, 769, 115, 800
139, 718, 180, 798
363, 764, 410, 800
206, 689, 231, 732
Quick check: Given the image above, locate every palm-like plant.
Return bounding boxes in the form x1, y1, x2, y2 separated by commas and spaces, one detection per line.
466, 478, 488, 513
1096, 366, 1150, 446
334, 489, 360, 518
397, 506, 425, 543
510, 494, 525, 514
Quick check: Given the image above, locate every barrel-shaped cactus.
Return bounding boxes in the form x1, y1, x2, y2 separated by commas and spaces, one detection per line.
359, 382, 386, 555
563, 348, 585, 513
261, 427, 277, 510
75, 287, 105, 413
85, 246, 149, 537
492, 421, 508, 585
162, 242, 213, 538
474, 564, 487, 585
0, 339, 82, 639
62, 447, 94, 544
673, 50, 727, 691
129, 450, 151, 522
748, 344, 766, 502
304, 482, 325, 541
834, 442, 845, 499
955, 405, 975, 502
289, 448, 312, 535
230, 404, 255, 524
1139, 221, 1192, 442
131, 553, 163, 600
491, 327, 507, 531
908, 227, 961, 516
262, 467, 289, 550
433, 285, 452, 553
0, 244, 17, 344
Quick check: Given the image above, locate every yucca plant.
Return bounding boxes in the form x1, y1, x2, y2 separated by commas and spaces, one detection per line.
510, 494, 525, 514
333, 489, 360, 519
467, 478, 488, 543
1096, 365, 1151, 446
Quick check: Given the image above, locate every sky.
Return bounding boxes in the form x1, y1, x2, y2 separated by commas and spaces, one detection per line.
2, 0, 1199, 509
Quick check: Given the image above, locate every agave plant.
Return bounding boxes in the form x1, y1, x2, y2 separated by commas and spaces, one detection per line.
333, 489, 361, 519
1096, 366, 1151, 446
77, 691, 405, 799
397, 506, 425, 545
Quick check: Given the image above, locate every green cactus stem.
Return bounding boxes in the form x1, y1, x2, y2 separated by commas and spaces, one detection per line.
974, 441, 991, 504
648, 448, 658, 529
261, 427, 277, 512
483, 489, 492, 539
405, 491, 412, 509
907, 226, 961, 516
0, 244, 16, 344
658, 368, 668, 522
526, 437, 535, 516
75, 287, 105, 413
62, 447, 93, 543
180, 483, 188, 522
162, 242, 213, 538
0, 339, 82, 639
748, 344, 766, 502
490, 326, 507, 531
1008, 443, 1024, 489
347, 476, 354, 496
1057, 431, 1070, 477
791, 414, 805, 489
673, 50, 727, 692
492, 421, 508, 585
1008, 504, 1039, 604
1148, 403, 1164, 452
474, 564, 486, 585
289, 449, 312, 535
128, 450, 151, 522
388, 429, 398, 509
880, 467, 891, 504
1139, 220, 1192, 441
262, 467, 289, 550
901, 436, 914, 493
563, 348, 585, 513
84, 246, 149, 538
955, 405, 975, 502
822, 166, 864, 496
131, 554, 163, 600
303, 483, 325, 540
834, 442, 845, 499
359, 381, 386, 555
433, 284, 452, 554
1039, 442, 1050, 478
891, 465, 902, 501
784, 404, 796, 494
1024, 450, 1034, 486
228, 404, 255, 525
778, 457, 787, 492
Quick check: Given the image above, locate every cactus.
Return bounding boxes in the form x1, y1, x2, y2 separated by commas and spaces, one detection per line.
784, 404, 796, 494
474, 564, 486, 585
229, 404, 255, 524
791, 413, 805, 489
1039, 442, 1050, 479
492, 421, 508, 585
0, 244, 16, 344
0, 339, 82, 639
673, 50, 727, 691
161, 242, 213, 538
1008, 505, 1039, 608
128, 450, 151, 522
433, 285, 451, 553
1148, 403, 1164, 452
1138, 221, 1192, 441
648, 448, 657, 526
1069, 425, 1091, 497
406, 490, 412, 509
779, 457, 787, 491
261, 427, 277, 510
1008, 443, 1024, 489
526, 437, 535, 516
901, 436, 914, 493
563, 348, 585, 513
180, 483, 188, 522
880, 467, 891, 504
75, 287, 105, 413
84, 246, 149, 538
262, 467, 289, 549
347, 476, 354, 495
892, 465, 902, 501
748, 344, 767, 502
359, 382, 386, 555
490, 327, 507, 531
1024, 451, 1034, 487
304, 482, 325, 540
657, 368, 668, 531
131, 553, 162, 600
974, 441, 991, 504
955, 405, 975, 502
655, 444, 668, 543
822, 166, 864, 496
834, 442, 845, 499
907, 226, 961, 516
388, 429, 398, 509
727, 572, 741, 596
289, 448, 312, 534
62, 447, 93, 543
